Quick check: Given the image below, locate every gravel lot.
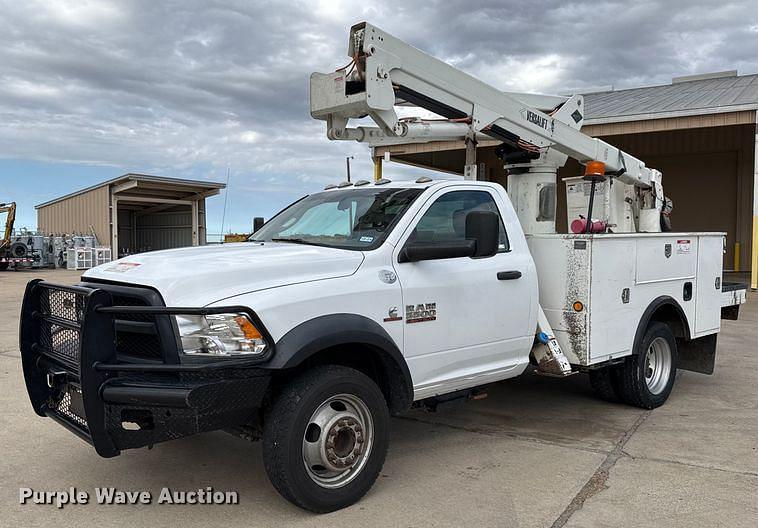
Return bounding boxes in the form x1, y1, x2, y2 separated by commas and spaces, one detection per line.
1, 268, 756, 527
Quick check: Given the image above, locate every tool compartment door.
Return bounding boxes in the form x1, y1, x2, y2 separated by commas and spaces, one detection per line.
695, 235, 724, 336
589, 237, 637, 362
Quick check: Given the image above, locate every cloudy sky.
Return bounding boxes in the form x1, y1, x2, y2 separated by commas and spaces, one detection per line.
1, 0, 756, 235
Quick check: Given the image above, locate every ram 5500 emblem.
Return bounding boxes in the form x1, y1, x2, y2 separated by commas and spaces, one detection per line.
405, 303, 437, 324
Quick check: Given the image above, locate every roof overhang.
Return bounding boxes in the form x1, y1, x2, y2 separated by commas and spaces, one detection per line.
584, 104, 758, 126
36, 173, 225, 209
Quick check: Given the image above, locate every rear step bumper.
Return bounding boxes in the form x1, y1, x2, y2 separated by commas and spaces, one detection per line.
20, 279, 271, 458
720, 281, 748, 321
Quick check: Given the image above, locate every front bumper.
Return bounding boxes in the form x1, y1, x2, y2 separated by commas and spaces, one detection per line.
19, 280, 272, 458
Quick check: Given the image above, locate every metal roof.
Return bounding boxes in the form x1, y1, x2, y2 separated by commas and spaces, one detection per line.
36, 173, 226, 209
582, 71, 758, 124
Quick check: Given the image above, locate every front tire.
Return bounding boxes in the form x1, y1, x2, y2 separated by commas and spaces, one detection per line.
262, 365, 390, 513
616, 322, 678, 409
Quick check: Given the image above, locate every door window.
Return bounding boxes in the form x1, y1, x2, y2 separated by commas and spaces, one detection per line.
408, 190, 509, 252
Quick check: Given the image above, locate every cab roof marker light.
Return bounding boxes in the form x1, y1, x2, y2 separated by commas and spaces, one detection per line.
337, 181, 353, 188
324, 184, 338, 190
375, 178, 392, 185
353, 179, 371, 186
415, 176, 433, 183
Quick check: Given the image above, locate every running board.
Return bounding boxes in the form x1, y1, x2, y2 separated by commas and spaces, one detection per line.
533, 305, 574, 377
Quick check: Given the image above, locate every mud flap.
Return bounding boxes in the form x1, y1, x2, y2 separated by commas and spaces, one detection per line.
677, 334, 717, 375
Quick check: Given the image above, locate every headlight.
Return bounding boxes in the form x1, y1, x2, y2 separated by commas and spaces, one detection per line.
176, 313, 268, 357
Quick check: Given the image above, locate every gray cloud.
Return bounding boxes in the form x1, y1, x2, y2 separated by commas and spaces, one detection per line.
1, 0, 757, 196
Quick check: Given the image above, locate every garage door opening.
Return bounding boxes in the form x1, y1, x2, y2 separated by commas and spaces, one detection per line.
116, 202, 196, 257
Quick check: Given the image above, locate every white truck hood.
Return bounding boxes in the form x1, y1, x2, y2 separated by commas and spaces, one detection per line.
82, 242, 364, 306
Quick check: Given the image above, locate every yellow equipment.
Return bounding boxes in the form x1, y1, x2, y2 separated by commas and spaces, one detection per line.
0, 201, 16, 250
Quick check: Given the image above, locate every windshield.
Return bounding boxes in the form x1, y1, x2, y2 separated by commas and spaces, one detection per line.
250, 187, 424, 250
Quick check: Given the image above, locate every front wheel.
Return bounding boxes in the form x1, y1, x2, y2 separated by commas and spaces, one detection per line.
262, 365, 389, 513
615, 322, 678, 409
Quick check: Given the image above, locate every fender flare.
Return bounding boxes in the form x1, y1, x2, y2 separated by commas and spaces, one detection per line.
632, 295, 691, 355
266, 313, 413, 411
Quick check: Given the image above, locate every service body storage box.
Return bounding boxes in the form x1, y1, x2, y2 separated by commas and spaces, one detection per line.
527, 233, 725, 367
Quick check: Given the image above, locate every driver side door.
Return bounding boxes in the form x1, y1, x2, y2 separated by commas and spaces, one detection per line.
393, 187, 535, 399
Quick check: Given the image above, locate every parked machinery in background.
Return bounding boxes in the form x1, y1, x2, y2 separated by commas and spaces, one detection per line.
52, 233, 111, 270
0, 202, 36, 270
1, 201, 112, 271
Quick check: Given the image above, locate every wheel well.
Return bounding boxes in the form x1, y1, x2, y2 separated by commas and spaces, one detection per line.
647, 302, 690, 340
275, 344, 412, 415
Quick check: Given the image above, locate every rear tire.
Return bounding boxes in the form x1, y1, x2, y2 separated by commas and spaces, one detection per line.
616, 322, 678, 409
262, 365, 389, 513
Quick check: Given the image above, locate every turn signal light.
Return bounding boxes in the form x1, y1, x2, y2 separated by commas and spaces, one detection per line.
234, 315, 263, 339
572, 301, 584, 312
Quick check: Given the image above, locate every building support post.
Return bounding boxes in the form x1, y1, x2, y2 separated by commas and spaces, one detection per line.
191, 200, 199, 246
752, 116, 758, 289
373, 156, 383, 182
111, 197, 118, 258
464, 136, 477, 180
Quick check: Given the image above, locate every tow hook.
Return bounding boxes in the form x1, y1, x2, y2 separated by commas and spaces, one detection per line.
46, 371, 67, 388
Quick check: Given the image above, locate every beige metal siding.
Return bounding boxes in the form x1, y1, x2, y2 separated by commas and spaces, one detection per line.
37, 185, 110, 246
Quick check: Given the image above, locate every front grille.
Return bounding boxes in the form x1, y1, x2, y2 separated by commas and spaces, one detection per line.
116, 331, 163, 360
37, 286, 87, 370
111, 294, 164, 361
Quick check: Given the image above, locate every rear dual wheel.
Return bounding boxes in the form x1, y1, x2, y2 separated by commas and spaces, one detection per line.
590, 322, 677, 409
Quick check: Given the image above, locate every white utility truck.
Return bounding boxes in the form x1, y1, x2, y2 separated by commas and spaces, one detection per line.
20, 22, 746, 513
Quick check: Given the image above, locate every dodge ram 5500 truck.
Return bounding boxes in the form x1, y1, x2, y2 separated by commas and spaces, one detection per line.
20, 179, 745, 512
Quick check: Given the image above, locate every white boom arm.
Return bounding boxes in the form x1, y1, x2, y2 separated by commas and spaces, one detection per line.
310, 22, 661, 191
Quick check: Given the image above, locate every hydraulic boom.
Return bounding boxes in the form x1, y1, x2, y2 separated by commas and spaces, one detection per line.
311, 22, 668, 234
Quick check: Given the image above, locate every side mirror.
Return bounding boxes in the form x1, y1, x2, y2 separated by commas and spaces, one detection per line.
466, 210, 499, 258
398, 211, 500, 263
398, 239, 475, 263
253, 217, 265, 232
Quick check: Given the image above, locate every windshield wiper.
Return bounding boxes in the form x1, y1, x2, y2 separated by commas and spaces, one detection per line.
270, 237, 314, 245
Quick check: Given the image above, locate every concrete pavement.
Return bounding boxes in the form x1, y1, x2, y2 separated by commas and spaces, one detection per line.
1, 268, 756, 527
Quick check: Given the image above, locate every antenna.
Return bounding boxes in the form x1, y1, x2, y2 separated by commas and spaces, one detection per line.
220, 167, 231, 237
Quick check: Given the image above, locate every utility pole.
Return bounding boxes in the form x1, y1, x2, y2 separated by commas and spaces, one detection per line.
346, 156, 354, 182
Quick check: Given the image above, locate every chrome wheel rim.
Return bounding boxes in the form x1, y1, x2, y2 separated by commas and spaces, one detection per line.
302, 393, 374, 489
644, 337, 672, 395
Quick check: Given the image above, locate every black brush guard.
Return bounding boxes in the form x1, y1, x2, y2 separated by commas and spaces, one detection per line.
20, 280, 272, 458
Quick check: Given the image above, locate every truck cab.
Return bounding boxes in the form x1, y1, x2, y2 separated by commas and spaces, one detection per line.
231, 179, 538, 400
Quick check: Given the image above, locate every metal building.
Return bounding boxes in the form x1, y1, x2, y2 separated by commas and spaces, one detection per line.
36, 174, 225, 258
372, 70, 758, 287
